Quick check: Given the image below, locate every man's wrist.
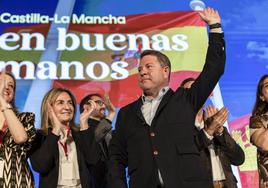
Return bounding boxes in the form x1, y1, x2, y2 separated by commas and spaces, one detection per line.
215, 127, 224, 136
107, 112, 115, 122
204, 128, 214, 136
80, 121, 89, 131
80, 126, 89, 131
203, 129, 214, 140
209, 23, 221, 30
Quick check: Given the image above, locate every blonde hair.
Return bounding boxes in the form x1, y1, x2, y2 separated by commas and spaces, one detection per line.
41, 88, 77, 134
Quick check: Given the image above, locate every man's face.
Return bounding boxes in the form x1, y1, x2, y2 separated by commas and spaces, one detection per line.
138, 55, 169, 94
84, 95, 106, 119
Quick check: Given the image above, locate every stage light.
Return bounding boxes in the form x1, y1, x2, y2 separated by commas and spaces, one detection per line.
189, 0, 206, 11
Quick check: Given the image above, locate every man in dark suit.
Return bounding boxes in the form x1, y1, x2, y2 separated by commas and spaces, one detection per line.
195, 106, 245, 188
181, 79, 245, 188
108, 7, 225, 188
80, 93, 115, 188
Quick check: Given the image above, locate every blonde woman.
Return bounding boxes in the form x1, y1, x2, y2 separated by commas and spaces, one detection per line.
30, 88, 99, 188
0, 71, 36, 187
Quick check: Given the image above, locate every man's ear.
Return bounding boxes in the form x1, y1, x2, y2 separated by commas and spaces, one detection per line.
163, 66, 169, 78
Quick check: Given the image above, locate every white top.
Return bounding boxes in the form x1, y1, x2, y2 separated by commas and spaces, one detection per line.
141, 87, 169, 186
57, 131, 81, 188
195, 120, 226, 181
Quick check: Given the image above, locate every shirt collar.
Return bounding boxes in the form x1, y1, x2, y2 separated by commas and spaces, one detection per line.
142, 86, 169, 103
59, 126, 72, 141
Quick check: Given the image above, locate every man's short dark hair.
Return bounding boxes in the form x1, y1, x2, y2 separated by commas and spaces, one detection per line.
180, 77, 195, 88
140, 50, 171, 80
79, 93, 102, 113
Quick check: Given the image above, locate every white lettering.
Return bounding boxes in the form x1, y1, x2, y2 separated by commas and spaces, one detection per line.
127, 34, 151, 51
86, 61, 110, 80
106, 34, 127, 51
81, 33, 105, 51
0, 60, 35, 79
111, 61, 129, 79
0, 33, 20, 50
0, 13, 11, 23
57, 28, 80, 51
151, 34, 172, 51
171, 34, 189, 51
20, 33, 46, 50
59, 61, 85, 79
36, 61, 58, 79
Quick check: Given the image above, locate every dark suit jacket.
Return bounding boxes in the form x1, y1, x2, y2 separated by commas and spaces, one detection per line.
88, 118, 112, 188
195, 127, 245, 188
30, 127, 99, 188
108, 33, 226, 188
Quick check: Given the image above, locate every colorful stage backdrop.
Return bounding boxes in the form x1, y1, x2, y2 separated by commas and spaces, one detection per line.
1, 0, 267, 187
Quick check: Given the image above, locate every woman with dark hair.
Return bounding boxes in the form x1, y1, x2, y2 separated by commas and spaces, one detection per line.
0, 71, 36, 187
250, 74, 268, 187
30, 88, 99, 188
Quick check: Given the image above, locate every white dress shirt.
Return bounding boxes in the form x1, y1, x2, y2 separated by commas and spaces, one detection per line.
195, 119, 226, 181
141, 87, 169, 186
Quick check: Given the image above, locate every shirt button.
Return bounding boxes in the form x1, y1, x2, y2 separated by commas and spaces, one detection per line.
150, 132, 155, 137
153, 150, 159, 155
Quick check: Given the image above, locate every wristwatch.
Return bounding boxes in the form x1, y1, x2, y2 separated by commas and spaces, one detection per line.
209, 23, 222, 30
1, 103, 13, 112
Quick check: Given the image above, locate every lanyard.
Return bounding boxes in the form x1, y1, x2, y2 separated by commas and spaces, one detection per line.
58, 127, 71, 159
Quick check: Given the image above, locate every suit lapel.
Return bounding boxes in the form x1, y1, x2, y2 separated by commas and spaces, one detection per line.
151, 89, 174, 126
134, 89, 174, 126
133, 97, 147, 125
